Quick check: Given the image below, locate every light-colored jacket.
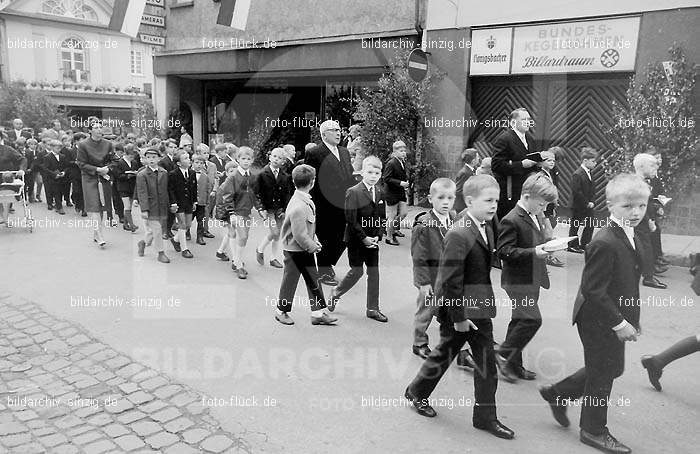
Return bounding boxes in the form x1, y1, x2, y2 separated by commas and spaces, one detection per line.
281, 190, 318, 253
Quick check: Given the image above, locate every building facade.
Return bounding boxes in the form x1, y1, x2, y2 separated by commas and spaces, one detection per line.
0, 0, 157, 123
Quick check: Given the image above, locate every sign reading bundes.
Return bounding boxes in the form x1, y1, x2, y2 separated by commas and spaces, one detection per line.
469, 28, 512, 75
511, 17, 639, 74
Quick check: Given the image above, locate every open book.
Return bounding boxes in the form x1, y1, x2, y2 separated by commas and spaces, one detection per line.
542, 236, 579, 252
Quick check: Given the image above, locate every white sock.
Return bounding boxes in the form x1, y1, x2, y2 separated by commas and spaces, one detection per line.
217, 235, 229, 253
311, 309, 325, 318
270, 239, 280, 261
179, 229, 188, 251
231, 242, 241, 267
258, 236, 270, 254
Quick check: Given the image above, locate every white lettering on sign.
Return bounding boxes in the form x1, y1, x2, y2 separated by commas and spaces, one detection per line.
140, 34, 165, 46
146, 0, 164, 6
141, 14, 165, 28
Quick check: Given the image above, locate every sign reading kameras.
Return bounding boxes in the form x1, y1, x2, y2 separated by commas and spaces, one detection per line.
469, 17, 640, 76
141, 14, 165, 28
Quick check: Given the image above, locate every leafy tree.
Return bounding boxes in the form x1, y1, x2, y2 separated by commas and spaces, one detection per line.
131, 101, 161, 139
0, 81, 68, 133
605, 44, 698, 197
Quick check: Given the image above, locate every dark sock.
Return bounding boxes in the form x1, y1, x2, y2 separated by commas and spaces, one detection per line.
653, 336, 700, 369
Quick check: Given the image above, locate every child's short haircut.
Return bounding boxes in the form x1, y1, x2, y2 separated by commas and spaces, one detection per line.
270, 147, 285, 158
292, 164, 316, 188
305, 143, 315, 152
26, 138, 38, 146
148, 138, 160, 146
144, 147, 160, 156
463, 174, 499, 198
193, 154, 206, 163
522, 173, 558, 203
136, 138, 146, 147
224, 160, 238, 171
114, 142, 124, 152
461, 148, 478, 164
361, 155, 382, 170
196, 143, 210, 154
214, 143, 227, 153
605, 173, 650, 202
237, 146, 254, 159
540, 150, 555, 160
48, 139, 62, 147
632, 153, 657, 171
174, 150, 189, 163
581, 147, 599, 160
547, 146, 563, 157
60, 134, 71, 142
429, 177, 456, 195
124, 143, 137, 156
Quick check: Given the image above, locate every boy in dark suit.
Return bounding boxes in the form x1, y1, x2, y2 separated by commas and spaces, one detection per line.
159, 139, 178, 238
111, 144, 140, 232
382, 140, 409, 245
168, 151, 197, 258
539, 173, 649, 454
567, 147, 598, 253
328, 156, 388, 323
136, 148, 170, 263
405, 174, 514, 440
539, 148, 564, 267
496, 173, 557, 383
191, 154, 213, 246
454, 148, 479, 214
42, 139, 69, 214
255, 147, 292, 268
411, 178, 456, 359
210, 143, 233, 186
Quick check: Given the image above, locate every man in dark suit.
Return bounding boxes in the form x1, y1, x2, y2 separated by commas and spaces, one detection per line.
304, 120, 355, 285
41, 139, 70, 214
405, 175, 514, 440
382, 140, 409, 245
539, 174, 648, 454
454, 148, 480, 214
328, 156, 387, 322
496, 174, 557, 382
7, 118, 32, 144
492, 108, 539, 220
159, 139, 178, 238
567, 147, 598, 253
168, 152, 198, 258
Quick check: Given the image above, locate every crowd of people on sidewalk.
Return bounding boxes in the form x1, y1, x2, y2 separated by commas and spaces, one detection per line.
1, 111, 697, 454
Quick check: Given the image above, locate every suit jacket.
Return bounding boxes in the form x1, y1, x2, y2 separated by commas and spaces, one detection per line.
255, 164, 292, 213
111, 157, 139, 194
491, 129, 538, 201
158, 154, 176, 173
209, 155, 232, 185
168, 168, 197, 212
570, 167, 595, 215
343, 182, 386, 244
497, 204, 550, 291
382, 156, 408, 205
41, 152, 69, 183
435, 215, 497, 322
7, 129, 32, 143
304, 142, 354, 214
194, 171, 213, 205
61, 146, 81, 180
411, 210, 455, 287
454, 164, 475, 213
539, 169, 558, 218
136, 166, 169, 218
572, 223, 643, 329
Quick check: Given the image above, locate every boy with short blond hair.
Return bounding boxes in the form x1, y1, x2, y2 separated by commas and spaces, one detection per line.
496, 173, 558, 383
411, 177, 456, 359
540, 173, 649, 454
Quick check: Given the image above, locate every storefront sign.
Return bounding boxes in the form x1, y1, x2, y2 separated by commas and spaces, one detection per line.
469, 28, 512, 75
511, 17, 639, 74
141, 14, 165, 28
146, 0, 164, 6
140, 33, 165, 46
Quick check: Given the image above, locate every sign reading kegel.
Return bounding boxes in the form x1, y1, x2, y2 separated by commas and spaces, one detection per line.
511, 17, 640, 74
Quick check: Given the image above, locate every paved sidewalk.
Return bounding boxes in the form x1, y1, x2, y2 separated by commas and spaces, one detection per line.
0, 293, 250, 454
403, 206, 699, 267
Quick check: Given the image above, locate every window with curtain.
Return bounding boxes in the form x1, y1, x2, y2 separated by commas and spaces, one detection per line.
130, 50, 143, 76
61, 38, 88, 82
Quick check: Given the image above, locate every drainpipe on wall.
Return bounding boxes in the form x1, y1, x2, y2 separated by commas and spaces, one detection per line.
0, 17, 8, 83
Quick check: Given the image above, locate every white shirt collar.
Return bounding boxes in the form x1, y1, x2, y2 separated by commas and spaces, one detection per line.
362, 180, 374, 192
237, 166, 249, 177
609, 214, 635, 247
322, 139, 339, 155
511, 127, 526, 140
517, 201, 541, 230
466, 211, 485, 229
465, 163, 474, 172
432, 209, 449, 227
581, 164, 591, 175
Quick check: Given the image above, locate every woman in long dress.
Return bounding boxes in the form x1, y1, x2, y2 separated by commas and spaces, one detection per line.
76, 122, 115, 247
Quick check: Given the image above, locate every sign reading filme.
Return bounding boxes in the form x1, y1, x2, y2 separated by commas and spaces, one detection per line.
511, 17, 640, 74
469, 28, 512, 75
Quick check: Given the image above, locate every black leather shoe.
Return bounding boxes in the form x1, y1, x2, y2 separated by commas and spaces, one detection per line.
319, 274, 338, 286
203, 231, 215, 238
642, 277, 667, 289
546, 256, 565, 267
653, 264, 668, 275
641, 355, 663, 391
495, 355, 518, 383
137, 240, 145, 257
181, 249, 193, 259
311, 313, 338, 325
256, 249, 264, 265
157, 252, 170, 264
456, 349, 476, 370
539, 385, 569, 427
196, 235, 206, 245
404, 387, 436, 418
385, 238, 400, 246
56, 208, 66, 215
185, 231, 191, 241
275, 312, 294, 325
412, 344, 431, 359
473, 420, 515, 440
66, 202, 73, 207
515, 367, 536, 380
394, 231, 405, 237
327, 289, 339, 312
567, 247, 585, 254
170, 238, 181, 252
269, 259, 283, 268
580, 429, 631, 454
366, 310, 388, 323
216, 251, 230, 261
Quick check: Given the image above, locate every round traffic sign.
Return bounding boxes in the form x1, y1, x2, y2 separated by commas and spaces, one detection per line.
407, 48, 428, 83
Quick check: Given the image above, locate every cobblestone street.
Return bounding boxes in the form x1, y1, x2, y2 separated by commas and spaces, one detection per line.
0, 292, 250, 453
